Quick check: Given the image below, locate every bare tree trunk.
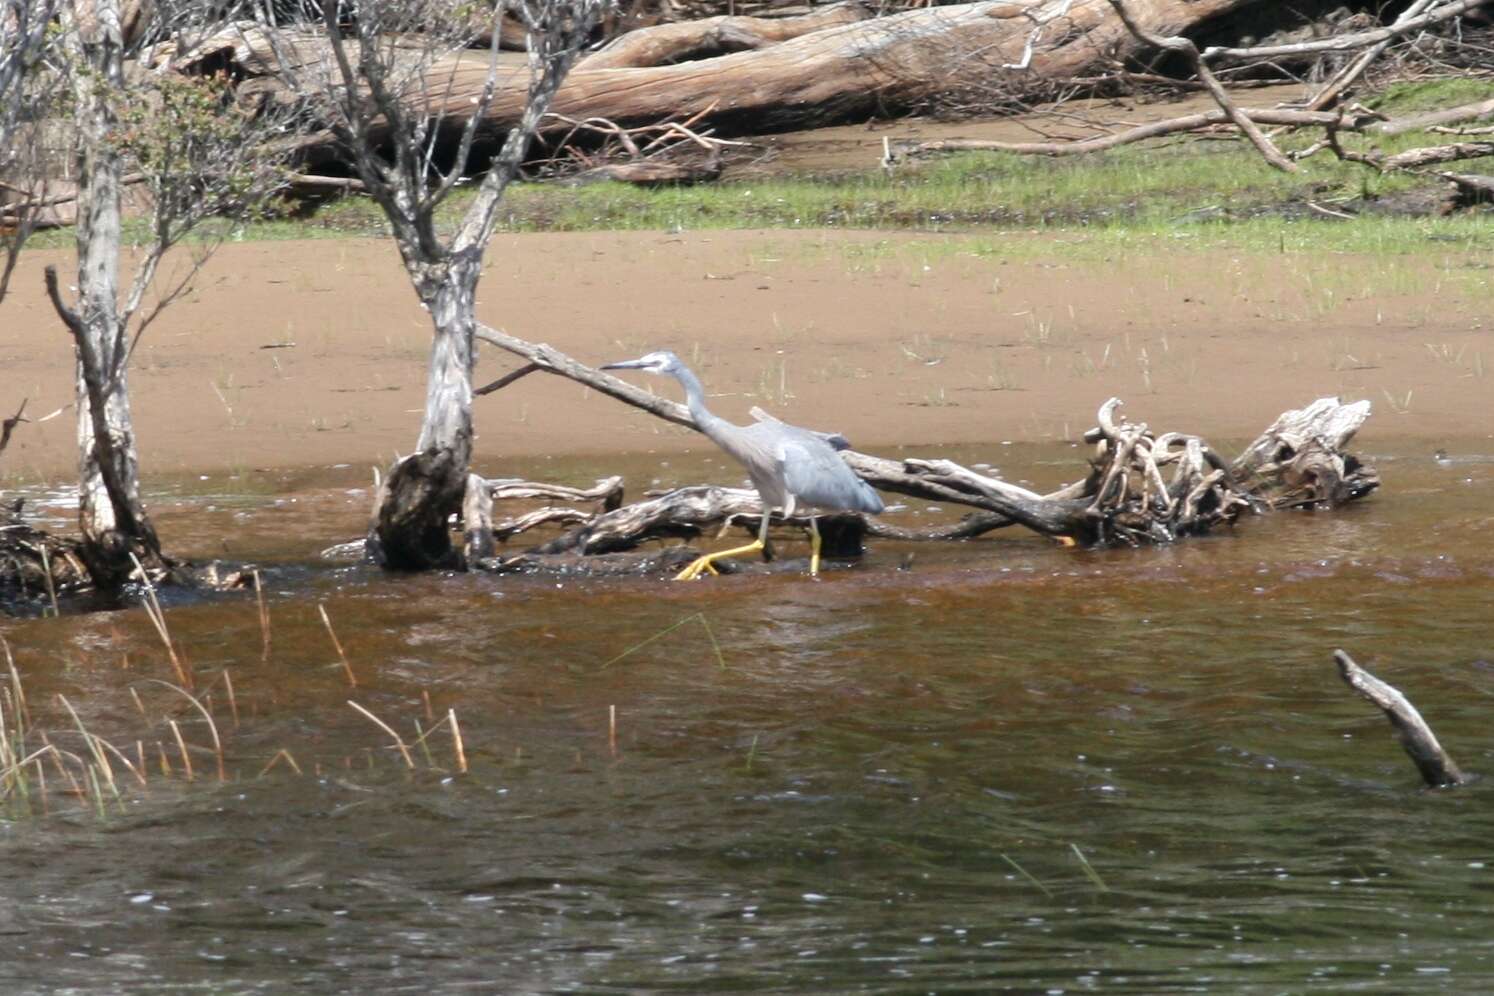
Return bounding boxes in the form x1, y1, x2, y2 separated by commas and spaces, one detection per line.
370, 258, 480, 569
42, 0, 167, 589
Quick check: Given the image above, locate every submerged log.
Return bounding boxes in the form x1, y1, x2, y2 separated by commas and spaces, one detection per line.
522, 485, 867, 557
1335, 649, 1469, 789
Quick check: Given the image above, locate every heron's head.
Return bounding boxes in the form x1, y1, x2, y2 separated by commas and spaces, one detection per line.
600, 350, 681, 376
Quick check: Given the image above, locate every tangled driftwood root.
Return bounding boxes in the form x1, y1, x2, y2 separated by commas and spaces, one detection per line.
458, 395, 1377, 576
0, 507, 91, 609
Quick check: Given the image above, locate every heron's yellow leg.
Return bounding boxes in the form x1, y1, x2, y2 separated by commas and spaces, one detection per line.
674, 539, 765, 581
808, 517, 821, 577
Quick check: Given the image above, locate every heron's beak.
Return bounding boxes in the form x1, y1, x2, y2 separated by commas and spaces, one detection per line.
600, 359, 648, 370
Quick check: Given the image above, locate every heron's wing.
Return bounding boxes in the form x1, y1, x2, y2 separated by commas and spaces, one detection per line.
750, 406, 851, 451
775, 431, 884, 515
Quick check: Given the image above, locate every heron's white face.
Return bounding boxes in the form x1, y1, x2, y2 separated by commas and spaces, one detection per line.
601, 350, 678, 375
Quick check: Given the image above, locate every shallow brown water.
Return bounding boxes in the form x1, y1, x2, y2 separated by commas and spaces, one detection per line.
3, 442, 1494, 994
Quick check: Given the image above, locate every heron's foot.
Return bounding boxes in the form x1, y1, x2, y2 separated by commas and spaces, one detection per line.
1056, 535, 1078, 548
674, 556, 716, 581
672, 539, 766, 581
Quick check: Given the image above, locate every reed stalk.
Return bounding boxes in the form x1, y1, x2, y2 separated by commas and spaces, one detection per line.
145, 680, 225, 783
168, 720, 194, 781
57, 695, 118, 797
347, 700, 414, 768
38, 544, 59, 617
129, 553, 190, 689
449, 709, 467, 774
253, 569, 271, 661
258, 748, 303, 777
412, 719, 436, 767
223, 670, 240, 728
1070, 844, 1109, 892
319, 604, 357, 687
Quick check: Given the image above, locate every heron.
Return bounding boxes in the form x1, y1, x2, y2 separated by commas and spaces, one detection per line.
600, 350, 884, 580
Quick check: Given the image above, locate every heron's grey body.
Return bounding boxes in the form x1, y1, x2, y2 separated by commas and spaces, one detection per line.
601, 350, 883, 577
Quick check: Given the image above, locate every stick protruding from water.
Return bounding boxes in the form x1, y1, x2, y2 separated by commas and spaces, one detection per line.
1334, 649, 1468, 789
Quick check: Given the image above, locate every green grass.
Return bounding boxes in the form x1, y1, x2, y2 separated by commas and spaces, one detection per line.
27, 114, 1493, 257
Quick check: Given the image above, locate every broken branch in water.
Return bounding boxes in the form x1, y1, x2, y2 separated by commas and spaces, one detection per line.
1334, 649, 1468, 789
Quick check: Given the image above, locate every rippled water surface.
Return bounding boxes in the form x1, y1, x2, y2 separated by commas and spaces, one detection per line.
3, 442, 1493, 994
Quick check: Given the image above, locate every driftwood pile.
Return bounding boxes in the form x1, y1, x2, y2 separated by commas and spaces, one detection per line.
450, 331, 1378, 575
0, 504, 90, 609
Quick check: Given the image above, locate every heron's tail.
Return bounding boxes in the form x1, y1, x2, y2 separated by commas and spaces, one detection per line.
854, 479, 885, 515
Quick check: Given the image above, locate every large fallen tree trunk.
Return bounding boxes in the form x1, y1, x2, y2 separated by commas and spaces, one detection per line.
170, 0, 1261, 156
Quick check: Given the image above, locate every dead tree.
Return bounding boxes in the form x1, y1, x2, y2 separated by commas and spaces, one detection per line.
35, 0, 294, 591
254, 0, 606, 570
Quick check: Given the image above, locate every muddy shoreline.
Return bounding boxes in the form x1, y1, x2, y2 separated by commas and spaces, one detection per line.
3, 229, 1489, 484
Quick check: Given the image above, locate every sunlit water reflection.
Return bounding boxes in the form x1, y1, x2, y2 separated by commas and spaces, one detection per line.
2, 442, 1493, 993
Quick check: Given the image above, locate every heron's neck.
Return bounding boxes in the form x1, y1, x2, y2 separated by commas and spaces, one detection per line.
672, 365, 732, 440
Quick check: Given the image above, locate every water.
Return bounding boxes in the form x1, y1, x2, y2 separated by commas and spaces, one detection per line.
2, 443, 1493, 993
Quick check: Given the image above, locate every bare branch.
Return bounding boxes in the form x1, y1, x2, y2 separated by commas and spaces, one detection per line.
1108, 0, 1294, 172
1204, 0, 1494, 61
888, 107, 1357, 159
0, 398, 28, 458
1377, 97, 1494, 136
1305, 0, 1441, 111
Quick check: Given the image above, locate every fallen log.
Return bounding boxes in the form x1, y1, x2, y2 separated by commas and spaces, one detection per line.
581, 2, 876, 70
1334, 649, 1469, 789
567, 156, 725, 186
169, 0, 1261, 156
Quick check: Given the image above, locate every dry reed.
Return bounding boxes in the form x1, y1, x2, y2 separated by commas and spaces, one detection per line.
253, 569, 271, 661
319, 604, 357, 687
449, 709, 467, 774
146, 680, 225, 783
347, 700, 414, 768
129, 553, 190, 689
